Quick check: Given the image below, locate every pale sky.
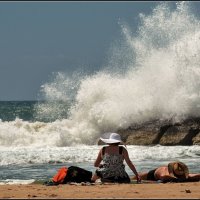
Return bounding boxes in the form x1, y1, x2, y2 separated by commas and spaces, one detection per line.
0, 1, 199, 100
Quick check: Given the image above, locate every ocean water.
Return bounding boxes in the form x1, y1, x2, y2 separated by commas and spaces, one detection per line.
1, 2, 200, 184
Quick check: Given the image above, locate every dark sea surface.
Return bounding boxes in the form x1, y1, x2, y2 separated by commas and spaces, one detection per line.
0, 101, 70, 122
0, 101, 37, 122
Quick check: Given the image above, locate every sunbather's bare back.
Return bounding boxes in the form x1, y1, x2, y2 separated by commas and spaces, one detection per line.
154, 166, 176, 181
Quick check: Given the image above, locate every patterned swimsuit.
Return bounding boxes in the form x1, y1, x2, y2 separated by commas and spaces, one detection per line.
96, 146, 130, 183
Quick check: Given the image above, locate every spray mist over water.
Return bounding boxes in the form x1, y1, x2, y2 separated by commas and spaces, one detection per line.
1, 2, 200, 147
34, 72, 82, 122
36, 2, 200, 145
66, 2, 200, 131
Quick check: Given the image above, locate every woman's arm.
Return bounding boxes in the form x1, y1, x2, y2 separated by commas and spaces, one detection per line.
123, 147, 141, 182
94, 148, 103, 167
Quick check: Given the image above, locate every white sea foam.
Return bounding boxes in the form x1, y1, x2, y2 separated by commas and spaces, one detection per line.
0, 145, 199, 166
0, 146, 99, 165
0, 179, 35, 185
0, 118, 99, 147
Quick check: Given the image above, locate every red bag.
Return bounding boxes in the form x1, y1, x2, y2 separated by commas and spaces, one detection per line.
53, 167, 68, 184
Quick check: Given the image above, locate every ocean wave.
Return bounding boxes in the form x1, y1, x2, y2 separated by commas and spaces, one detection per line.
1, 2, 200, 147
34, 2, 200, 146
0, 145, 200, 166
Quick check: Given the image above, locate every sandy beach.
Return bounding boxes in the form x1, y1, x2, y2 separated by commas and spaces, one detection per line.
0, 181, 199, 199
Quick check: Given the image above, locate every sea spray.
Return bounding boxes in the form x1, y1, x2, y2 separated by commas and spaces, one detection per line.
64, 2, 200, 141
1, 2, 200, 147
34, 72, 82, 122
31, 2, 200, 145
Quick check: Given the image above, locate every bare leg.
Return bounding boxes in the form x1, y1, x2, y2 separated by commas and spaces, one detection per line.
187, 173, 200, 182
91, 173, 100, 182
131, 172, 148, 180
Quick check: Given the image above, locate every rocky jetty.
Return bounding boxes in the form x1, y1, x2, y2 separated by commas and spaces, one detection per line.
98, 117, 200, 146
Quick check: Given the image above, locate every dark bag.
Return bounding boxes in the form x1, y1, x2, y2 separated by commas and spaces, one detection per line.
63, 166, 93, 183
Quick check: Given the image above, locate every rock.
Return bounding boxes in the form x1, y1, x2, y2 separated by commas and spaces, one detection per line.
97, 139, 105, 145
97, 117, 200, 146
159, 125, 189, 145
122, 118, 200, 146
125, 131, 159, 145
192, 132, 200, 145
118, 119, 163, 145
185, 189, 191, 193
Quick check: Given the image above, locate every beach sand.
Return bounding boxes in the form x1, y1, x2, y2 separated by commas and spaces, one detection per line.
0, 181, 200, 199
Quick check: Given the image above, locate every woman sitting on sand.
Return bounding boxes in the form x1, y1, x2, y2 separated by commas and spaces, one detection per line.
133, 161, 200, 183
91, 132, 141, 183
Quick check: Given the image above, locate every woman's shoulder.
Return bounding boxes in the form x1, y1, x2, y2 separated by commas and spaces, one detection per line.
101, 145, 108, 156
102, 146, 106, 153
119, 145, 128, 154
102, 145, 126, 155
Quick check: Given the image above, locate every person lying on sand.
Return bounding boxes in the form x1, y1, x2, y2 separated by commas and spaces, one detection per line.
132, 161, 200, 183
91, 132, 141, 183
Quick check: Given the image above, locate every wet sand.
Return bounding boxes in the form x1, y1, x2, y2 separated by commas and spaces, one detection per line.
0, 181, 200, 199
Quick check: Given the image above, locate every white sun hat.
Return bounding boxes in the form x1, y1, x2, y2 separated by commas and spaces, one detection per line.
100, 132, 123, 144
